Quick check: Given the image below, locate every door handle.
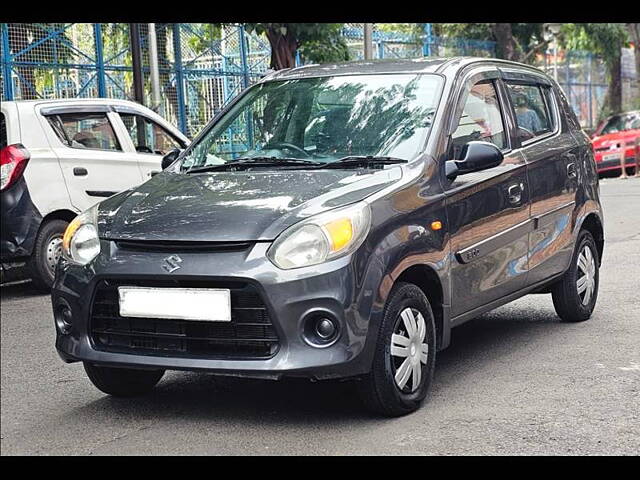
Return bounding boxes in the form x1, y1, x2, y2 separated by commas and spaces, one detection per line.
567, 162, 577, 178
507, 183, 524, 204
73, 167, 88, 176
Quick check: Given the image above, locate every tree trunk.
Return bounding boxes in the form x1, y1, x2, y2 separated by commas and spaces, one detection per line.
265, 29, 298, 70
627, 24, 640, 102
492, 23, 521, 62
604, 52, 622, 118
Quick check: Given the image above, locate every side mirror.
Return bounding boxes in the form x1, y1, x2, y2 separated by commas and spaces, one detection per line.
445, 141, 503, 180
161, 148, 182, 170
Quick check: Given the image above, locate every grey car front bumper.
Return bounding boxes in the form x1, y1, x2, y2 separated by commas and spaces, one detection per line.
52, 241, 384, 380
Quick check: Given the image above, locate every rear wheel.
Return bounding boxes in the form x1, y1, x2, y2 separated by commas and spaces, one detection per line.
356, 282, 436, 417
28, 219, 68, 292
84, 363, 165, 397
551, 230, 600, 322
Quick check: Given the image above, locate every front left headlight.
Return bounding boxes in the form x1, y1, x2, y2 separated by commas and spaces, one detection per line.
62, 205, 100, 265
268, 202, 371, 270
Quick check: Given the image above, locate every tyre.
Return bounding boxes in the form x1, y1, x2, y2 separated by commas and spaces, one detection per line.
28, 219, 68, 292
551, 230, 600, 322
357, 282, 436, 417
83, 363, 165, 397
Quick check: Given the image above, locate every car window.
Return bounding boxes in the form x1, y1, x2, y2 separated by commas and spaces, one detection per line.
451, 81, 506, 159
600, 112, 640, 134
180, 74, 443, 168
1, 113, 6, 148
47, 113, 121, 151
119, 113, 184, 155
505, 83, 554, 142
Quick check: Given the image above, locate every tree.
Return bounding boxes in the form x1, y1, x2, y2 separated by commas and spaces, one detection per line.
626, 24, 640, 108
560, 23, 629, 118
435, 23, 547, 63
242, 23, 349, 69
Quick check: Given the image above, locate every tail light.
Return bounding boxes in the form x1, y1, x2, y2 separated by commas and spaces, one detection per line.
0, 143, 31, 191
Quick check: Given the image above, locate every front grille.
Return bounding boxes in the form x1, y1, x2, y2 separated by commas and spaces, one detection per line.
114, 240, 253, 253
89, 279, 279, 359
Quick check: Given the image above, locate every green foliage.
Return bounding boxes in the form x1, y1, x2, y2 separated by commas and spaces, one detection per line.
243, 23, 349, 65
186, 24, 222, 55
560, 23, 629, 65
435, 23, 545, 62
435, 23, 492, 40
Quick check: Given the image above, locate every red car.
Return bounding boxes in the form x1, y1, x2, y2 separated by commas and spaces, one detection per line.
591, 110, 640, 174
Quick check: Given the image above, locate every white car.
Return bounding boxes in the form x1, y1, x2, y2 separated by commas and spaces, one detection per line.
1, 98, 189, 290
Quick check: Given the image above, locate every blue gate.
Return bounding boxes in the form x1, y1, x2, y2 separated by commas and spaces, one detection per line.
1, 23, 611, 132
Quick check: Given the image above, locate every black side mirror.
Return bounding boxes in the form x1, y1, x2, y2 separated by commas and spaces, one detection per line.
161, 148, 182, 170
445, 141, 504, 180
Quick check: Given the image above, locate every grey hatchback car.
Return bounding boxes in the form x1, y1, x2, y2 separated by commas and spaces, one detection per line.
52, 57, 604, 416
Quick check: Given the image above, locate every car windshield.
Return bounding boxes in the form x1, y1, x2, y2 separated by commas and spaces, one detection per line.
180, 73, 443, 171
599, 112, 640, 135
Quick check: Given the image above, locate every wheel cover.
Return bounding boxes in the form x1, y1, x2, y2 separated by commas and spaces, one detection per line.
46, 235, 63, 273
576, 244, 596, 305
390, 307, 429, 393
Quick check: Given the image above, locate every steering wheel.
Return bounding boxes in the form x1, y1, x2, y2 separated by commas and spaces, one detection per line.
516, 127, 535, 141
263, 141, 311, 158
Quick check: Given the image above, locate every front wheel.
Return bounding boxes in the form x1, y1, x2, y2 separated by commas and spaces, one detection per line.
356, 282, 436, 416
83, 363, 165, 397
551, 230, 600, 322
28, 219, 68, 292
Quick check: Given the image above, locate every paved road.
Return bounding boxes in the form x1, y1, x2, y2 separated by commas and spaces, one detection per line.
1, 179, 639, 455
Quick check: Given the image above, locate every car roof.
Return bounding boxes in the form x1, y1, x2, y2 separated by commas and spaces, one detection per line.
3, 98, 147, 108
3, 97, 189, 141
261, 56, 549, 81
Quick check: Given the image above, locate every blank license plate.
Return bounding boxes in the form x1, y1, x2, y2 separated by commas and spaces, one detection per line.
118, 287, 231, 322
603, 153, 622, 161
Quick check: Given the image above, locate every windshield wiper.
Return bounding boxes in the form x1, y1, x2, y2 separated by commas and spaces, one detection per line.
317, 156, 408, 169
186, 156, 319, 173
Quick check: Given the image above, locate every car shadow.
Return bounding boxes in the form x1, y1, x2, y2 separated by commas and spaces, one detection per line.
62, 302, 568, 425
0, 280, 48, 301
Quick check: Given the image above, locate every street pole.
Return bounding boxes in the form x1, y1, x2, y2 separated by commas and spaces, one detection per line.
364, 23, 373, 60
129, 23, 145, 106
147, 23, 162, 114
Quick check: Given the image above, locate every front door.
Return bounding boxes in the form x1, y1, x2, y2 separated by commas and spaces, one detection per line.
444, 76, 531, 318
117, 112, 186, 181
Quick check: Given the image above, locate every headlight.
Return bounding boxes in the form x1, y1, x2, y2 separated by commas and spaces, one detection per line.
268, 202, 371, 269
62, 205, 100, 265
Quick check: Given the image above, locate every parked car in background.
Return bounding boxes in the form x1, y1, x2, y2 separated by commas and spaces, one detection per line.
591, 110, 640, 175
53, 58, 604, 416
1, 98, 189, 290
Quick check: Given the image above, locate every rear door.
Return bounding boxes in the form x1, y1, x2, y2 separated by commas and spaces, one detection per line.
40, 106, 145, 211
502, 71, 579, 284
114, 109, 187, 181
444, 68, 532, 319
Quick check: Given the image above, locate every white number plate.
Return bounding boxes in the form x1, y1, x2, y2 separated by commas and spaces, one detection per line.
603, 153, 622, 161
118, 287, 231, 322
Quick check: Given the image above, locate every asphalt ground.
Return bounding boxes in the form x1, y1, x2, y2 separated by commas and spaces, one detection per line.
1, 177, 638, 455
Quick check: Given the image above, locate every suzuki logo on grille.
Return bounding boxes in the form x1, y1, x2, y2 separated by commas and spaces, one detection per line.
162, 254, 182, 273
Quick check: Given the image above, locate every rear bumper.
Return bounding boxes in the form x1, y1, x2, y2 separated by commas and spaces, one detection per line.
52, 241, 382, 380
0, 178, 42, 262
595, 156, 637, 172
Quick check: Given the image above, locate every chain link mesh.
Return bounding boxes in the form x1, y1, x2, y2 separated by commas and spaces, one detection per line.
0, 22, 616, 132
